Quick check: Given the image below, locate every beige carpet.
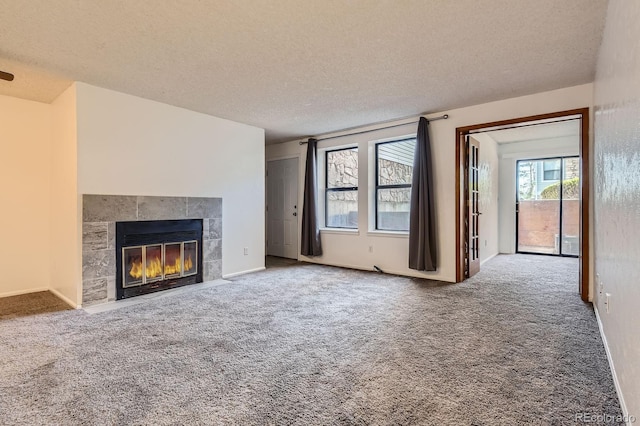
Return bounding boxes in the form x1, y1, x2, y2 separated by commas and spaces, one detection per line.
0, 255, 622, 425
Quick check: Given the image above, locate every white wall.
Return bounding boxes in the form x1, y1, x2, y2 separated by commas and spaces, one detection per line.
593, 0, 640, 418
49, 84, 81, 307
497, 136, 580, 254
75, 83, 265, 277
267, 84, 593, 282
0, 95, 52, 297
471, 134, 499, 264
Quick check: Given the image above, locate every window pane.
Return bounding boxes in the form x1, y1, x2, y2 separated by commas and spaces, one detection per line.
327, 148, 358, 188
561, 157, 580, 256
543, 159, 561, 181
518, 160, 560, 254
377, 139, 416, 185
377, 188, 411, 231
327, 190, 358, 228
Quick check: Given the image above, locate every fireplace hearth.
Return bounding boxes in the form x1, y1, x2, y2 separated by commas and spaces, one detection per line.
116, 219, 203, 300
82, 195, 222, 306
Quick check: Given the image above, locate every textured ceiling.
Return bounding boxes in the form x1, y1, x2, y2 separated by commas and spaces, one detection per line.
0, 0, 608, 143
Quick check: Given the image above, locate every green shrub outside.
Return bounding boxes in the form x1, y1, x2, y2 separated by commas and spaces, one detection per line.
540, 177, 579, 199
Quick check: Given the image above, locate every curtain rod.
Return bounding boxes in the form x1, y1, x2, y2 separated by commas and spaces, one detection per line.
299, 114, 449, 145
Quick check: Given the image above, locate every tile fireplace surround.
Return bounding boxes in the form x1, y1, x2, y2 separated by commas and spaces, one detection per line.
82, 195, 222, 306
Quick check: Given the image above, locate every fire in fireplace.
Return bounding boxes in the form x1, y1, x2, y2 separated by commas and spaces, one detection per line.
116, 219, 203, 300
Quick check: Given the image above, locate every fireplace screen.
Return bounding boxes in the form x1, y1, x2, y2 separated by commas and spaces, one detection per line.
122, 241, 198, 288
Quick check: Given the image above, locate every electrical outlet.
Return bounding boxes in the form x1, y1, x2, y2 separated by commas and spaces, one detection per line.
243, 247, 248, 256
369, 245, 373, 253
605, 293, 611, 314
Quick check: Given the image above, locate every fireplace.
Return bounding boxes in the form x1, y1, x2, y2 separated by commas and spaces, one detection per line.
116, 219, 203, 300
82, 195, 221, 306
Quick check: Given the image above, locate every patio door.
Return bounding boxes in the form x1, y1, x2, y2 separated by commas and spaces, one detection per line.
516, 157, 580, 256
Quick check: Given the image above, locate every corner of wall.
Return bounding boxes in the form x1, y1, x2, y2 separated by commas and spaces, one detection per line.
50, 83, 81, 308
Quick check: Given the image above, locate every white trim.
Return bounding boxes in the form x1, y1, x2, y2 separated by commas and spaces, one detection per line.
222, 266, 266, 279
266, 153, 301, 162
480, 252, 499, 266
366, 230, 409, 238
49, 287, 81, 309
298, 257, 455, 283
594, 305, 629, 422
320, 227, 360, 235
0, 287, 49, 299
369, 132, 416, 145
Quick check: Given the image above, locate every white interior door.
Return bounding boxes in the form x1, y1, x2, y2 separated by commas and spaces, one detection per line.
267, 158, 298, 259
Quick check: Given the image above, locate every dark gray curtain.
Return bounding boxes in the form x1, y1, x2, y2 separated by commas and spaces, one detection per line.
409, 117, 437, 271
301, 138, 323, 256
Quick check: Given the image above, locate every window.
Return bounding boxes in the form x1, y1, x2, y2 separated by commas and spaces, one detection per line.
543, 159, 561, 181
325, 147, 358, 228
375, 138, 416, 231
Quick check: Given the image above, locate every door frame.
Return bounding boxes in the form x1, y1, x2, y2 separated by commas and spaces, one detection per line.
455, 108, 590, 302
266, 155, 301, 259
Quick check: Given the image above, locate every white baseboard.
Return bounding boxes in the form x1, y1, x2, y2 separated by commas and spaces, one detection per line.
594, 305, 629, 421
0, 287, 49, 299
223, 266, 266, 279
49, 287, 81, 309
298, 258, 455, 283
480, 252, 499, 266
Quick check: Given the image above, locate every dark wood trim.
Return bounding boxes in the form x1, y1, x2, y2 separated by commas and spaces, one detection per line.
454, 108, 591, 302
455, 131, 465, 282
579, 108, 590, 302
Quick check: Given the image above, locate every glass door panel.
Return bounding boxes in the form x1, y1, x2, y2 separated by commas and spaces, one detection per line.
183, 241, 197, 276
123, 246, 143, 287
517, 159, 560, 254
517, 156, 580, 257
561, 157, 580, 256
164, 243, 182, 278
145, 244, 163, 282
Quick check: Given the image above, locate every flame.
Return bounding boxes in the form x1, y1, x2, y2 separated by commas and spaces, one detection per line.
129, 259, 143, 280
146, 256, 163, 279
164, 257, 182, 276
127, 251, 194, 280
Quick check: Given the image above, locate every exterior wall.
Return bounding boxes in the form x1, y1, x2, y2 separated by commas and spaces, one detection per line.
593, 0, 640, 418
0, 95, 52, 298
518, 200, 579, 250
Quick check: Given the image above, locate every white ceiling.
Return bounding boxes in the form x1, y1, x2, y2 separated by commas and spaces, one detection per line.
0, 1, 608, 144
484, 119, 580, 144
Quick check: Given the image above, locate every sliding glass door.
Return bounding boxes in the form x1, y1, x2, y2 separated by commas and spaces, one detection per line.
516, 157, 579, 256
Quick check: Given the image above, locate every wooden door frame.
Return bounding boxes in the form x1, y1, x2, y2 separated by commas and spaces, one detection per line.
455, 108, 590, 302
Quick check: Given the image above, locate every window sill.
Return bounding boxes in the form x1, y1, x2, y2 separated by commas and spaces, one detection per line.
367, 230, 409, 238
320, 227, 360, 236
